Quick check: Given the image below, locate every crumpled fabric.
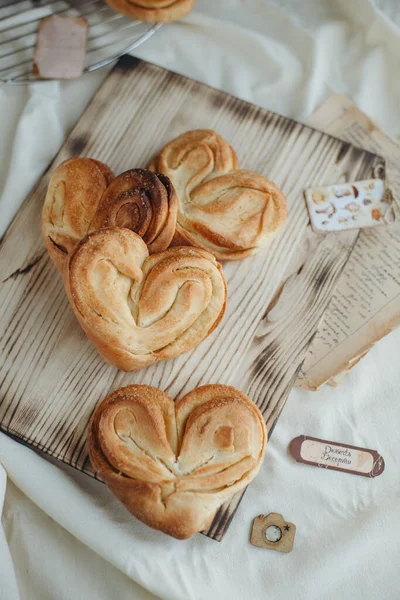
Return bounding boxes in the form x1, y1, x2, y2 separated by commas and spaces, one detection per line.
0, 1, 400, 599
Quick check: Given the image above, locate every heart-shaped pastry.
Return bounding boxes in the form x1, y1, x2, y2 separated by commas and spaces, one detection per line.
42, 160, 177, 272
88, 384, 267, 539
42, 158, 114, 272
104, 0, 195, 23
149, 129, 288, 260
64, 227, 227, 371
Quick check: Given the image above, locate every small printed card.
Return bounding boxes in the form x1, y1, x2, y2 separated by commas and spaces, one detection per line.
290, 435, 385, 478
304, 179, 393, 233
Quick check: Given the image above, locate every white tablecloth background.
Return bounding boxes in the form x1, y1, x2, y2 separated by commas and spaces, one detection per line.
1, 1, 400, 598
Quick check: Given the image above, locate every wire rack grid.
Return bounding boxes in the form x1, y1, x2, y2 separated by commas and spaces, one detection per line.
0, 0, 161, 84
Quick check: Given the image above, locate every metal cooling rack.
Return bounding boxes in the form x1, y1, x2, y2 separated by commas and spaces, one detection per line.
0, 0, 161, 84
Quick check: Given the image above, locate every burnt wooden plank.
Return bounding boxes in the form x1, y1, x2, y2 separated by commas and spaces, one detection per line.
0, 56, 385, 541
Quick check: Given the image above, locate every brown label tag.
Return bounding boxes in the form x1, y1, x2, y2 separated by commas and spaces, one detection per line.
289, 435, 385, 478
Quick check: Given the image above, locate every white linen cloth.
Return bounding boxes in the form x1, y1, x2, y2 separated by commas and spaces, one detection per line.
1, 1, 400, 598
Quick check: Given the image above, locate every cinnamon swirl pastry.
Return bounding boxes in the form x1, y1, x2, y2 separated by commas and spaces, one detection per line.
149, 129, 287, 260
88, 384, 267, 539
64, 228, 227, 370
42, 158, 114, 272
89, 169, 177, 254
104, 0, 195, 23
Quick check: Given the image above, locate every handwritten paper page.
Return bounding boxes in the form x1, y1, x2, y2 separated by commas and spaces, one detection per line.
296, 94, 400, 390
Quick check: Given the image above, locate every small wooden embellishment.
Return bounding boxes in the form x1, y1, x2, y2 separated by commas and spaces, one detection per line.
250, 513, 296, 553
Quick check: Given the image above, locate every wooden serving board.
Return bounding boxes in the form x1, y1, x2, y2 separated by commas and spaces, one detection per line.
0, 57, 385, 541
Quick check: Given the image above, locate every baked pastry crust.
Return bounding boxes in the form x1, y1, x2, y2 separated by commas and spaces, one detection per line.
42, 161, 178, 271
88, 384, 267, 539
149, 129, 287, 260
42, 158, 114, 272
104, 0, 195, 22
90, 168, 177, 254
64, 228, 227, 371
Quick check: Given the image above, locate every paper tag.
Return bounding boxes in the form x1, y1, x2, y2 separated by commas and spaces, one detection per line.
304, 179, 394, 233
34, 16, 88, 79
290, 435, 384, 478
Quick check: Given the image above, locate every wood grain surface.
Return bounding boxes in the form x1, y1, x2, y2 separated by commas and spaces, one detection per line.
0, 56, 385, 541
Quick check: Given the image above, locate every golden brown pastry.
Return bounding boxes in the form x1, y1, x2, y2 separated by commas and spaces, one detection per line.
89, 169, 178, 255
42, 158, 114, 272
64, 228, 227, 370
42, 161, 178, 271
88, 384, 267, 539
104, 0, 195, 22
149, 129, 288, 260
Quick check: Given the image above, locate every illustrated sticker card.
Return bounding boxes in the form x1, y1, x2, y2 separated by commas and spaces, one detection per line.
305, 179, 394, 233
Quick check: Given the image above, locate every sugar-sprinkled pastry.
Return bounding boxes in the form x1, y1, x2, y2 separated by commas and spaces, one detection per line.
149, 129, 287, 260
88, 384, 266, 538
64, 228, 227, 370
